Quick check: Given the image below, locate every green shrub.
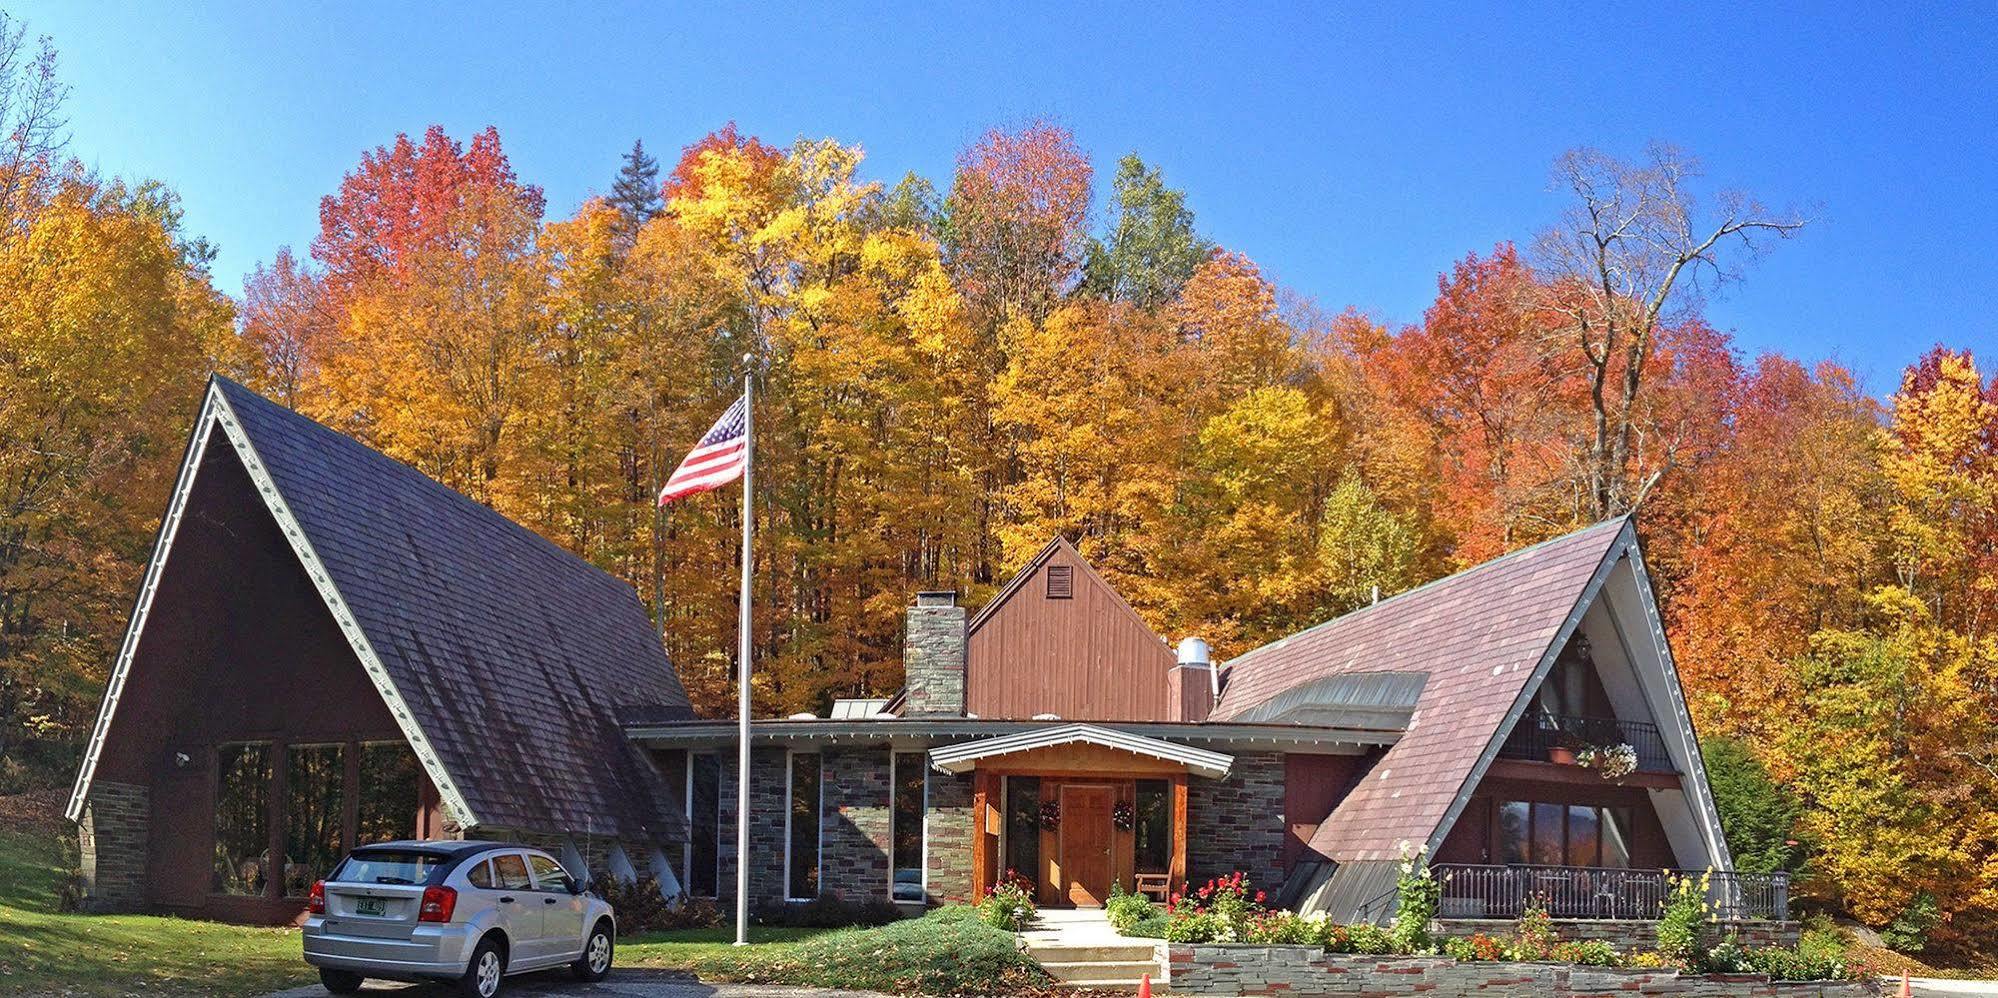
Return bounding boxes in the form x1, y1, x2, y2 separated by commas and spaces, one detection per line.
1245, 911, 1321, 945
595, 876, 723, 933
979, 876, 1036, 930
1443, 933, 1506, 961
1882, 892, 1939, 953
1698, 934, 1756, 974
1655, 872, 1713, 963
1325, 921, 1396, 954
1745, 945, 1846, 981
688, 906, 1047, 994
1550, 940, 1622, 967
1389, 844, 1440, 953
1163, 872, 1266, 943
1105, 882, 1156, 932
1506, 904, 1557, 961
1162, 910, 1219, 943
1124, 912, 1171, 938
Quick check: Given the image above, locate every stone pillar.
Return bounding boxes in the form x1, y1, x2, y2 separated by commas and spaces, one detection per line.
716, 747, 789, 910
903, 592, 966, 716
924, 771, 974, 905
79, 780, 149, 913
819, 748, 893, 901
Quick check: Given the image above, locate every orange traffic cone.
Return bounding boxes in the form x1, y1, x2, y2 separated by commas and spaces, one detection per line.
1899, 972, 1912, 997
1137, 972, 1152, 998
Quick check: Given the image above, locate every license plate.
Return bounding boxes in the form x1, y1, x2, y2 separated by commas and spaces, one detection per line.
355, 897, 386, 916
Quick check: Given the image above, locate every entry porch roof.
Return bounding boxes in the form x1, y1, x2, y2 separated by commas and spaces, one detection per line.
927, 722, 1235, 779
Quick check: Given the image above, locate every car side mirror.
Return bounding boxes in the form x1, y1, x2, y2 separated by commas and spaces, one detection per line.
568, 876, 588, 895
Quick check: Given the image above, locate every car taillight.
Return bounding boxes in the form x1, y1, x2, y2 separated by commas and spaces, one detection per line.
307, 880, 326, 915
419, 885, 457, 923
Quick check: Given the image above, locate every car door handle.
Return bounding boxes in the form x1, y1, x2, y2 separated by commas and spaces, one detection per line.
543, 897, 557, 905
499, 896, 515, 904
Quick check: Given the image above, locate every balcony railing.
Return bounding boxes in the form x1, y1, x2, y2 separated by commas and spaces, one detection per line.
1426, 864, 1789, 921
1498, 711, 1675, 773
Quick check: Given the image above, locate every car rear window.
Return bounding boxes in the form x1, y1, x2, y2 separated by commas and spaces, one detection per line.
332, 850, 450, 886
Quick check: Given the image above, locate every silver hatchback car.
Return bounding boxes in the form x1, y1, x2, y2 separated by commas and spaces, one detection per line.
303, 841, 617, 997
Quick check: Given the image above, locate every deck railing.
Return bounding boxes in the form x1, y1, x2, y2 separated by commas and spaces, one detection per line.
1497, 711, 1676, 773
1426, 864, 1789, 921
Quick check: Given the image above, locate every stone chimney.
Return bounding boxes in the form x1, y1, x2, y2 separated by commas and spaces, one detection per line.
904, 591, 967, 716
1169, 636, 1216, 722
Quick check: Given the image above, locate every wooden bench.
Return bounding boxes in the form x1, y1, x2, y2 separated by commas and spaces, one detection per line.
1134, 873, 1171, 902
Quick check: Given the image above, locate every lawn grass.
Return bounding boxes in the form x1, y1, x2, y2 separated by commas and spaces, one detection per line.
0, 823, 312, 997
620, 923, 835, 964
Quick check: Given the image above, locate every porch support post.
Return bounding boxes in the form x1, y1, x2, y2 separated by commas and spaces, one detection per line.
1170, 773, 1188, 894
971, 770, 994, 903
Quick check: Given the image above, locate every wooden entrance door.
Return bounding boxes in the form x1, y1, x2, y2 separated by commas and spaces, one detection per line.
1060, 785, 1114, 907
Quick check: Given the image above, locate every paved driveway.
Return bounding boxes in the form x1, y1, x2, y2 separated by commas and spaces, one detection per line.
269, 969, 889, 998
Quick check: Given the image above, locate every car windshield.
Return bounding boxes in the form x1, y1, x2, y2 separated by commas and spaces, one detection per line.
332, 850, 450, 886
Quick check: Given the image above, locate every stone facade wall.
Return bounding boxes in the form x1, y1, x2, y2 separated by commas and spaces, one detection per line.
79, 780, 149, 912
925, 771, 974, 904
820, 748, 893, 901
1437, 918, 1803, 949
1166, 945, 1878, 997
1189, 751, 1287, 893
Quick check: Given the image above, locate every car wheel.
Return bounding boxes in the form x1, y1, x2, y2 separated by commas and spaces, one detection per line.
572, 920, 614, 981
318, 968, 365, 994
456, 937, 506, 998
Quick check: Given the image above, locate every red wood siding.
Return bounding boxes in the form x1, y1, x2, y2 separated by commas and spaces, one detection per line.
93, 441, 418, 924
965, 541, 1175, 721
1283, 754, 1361, 870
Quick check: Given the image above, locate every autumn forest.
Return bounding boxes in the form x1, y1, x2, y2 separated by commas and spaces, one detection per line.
2, 17, 1995, 953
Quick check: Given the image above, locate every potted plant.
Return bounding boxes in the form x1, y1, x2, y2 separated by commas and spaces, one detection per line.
1547, 731, 1582, 765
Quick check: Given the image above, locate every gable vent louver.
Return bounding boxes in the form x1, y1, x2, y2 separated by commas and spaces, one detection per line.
1046, 564, 1074, 599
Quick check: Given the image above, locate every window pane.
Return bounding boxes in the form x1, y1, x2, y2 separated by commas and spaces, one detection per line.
1134, 780, 1171, 874
1530, 802, 1564, 866
529, 854, 570, 892
467, 860, 494, 888
1004, 776, 1040, 884
334, 849, 448, 886
1497, 801, 1530, 865
1602, 807, 1633, 868
892, 753, 925, 901
285, 744, 347, 896
788, 753, 821, 899
492, 853, 532, 890
357, 742, 419, 844
1566, 805, 1600, 867
688, 754, 720, 897
213, 743, 272, 895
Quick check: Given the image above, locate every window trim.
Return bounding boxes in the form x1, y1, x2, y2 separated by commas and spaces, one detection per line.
783, 749, 823, 902
889, 751, 928, 903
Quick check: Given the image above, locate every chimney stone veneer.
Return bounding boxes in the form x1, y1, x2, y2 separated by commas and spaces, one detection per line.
905, 592, 967, 716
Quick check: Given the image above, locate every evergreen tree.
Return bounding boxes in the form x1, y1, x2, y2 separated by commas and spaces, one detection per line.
610, 139, 662, 238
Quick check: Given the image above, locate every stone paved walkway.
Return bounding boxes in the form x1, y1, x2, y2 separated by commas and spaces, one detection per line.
267, 968, 890, 998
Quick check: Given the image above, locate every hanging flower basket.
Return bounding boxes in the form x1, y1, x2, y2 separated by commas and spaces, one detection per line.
1576, 742, 1638, 781
1039, 799, 1062, 830
1112, 799, 1135, 831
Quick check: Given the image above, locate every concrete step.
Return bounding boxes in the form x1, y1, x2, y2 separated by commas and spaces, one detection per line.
1052, 978, 1152, 991
1023, 943, 1159, 963
1038, 958, 1165, 984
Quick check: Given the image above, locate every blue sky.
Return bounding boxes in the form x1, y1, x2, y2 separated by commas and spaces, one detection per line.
15, 2, 1996, 395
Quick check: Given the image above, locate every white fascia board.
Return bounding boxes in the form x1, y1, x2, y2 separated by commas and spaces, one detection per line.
927, 722, 1234, 779
1424, 522, 1635, 857
65, 390, 223, 823
206, 389, 481, 830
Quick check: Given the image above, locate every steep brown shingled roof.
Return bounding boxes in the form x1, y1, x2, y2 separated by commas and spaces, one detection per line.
1213, 516, 1631, 862
212, 378, 692, 842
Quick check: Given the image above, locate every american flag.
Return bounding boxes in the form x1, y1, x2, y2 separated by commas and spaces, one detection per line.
658, 395, 749, 504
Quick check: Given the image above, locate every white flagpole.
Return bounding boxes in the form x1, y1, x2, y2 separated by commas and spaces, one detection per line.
733, 359, 754, 947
